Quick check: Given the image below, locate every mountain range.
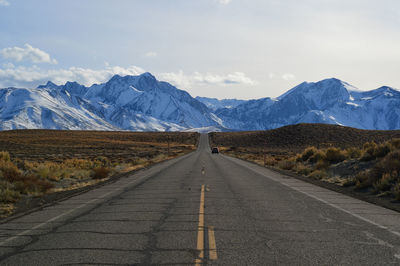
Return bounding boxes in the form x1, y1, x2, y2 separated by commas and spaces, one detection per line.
1, 73, 399, 131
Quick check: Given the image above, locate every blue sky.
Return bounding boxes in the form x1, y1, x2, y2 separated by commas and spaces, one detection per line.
1, 0, 399, 99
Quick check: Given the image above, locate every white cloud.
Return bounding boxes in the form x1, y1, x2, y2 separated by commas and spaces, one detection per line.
269, 72, 296, 81
158, 70, 257, 89
0, 0, 10, 6
281, 73, 296, 81
144, 51, 157, 57
2, 62, 14, 69
0, 64, 145, 87
0, 44, 58, 64
0, 62, 256, 91
268, 73, 276, 79
218, 0, 231, 5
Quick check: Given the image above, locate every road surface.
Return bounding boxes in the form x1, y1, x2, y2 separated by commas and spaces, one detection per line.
0, 134, 400, 265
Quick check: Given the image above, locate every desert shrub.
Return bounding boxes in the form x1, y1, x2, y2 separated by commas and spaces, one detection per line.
265, 157, 278, 166
314, 159, 329, 170
374, 143, 391, 158
390, 138, 400, 150
346, 147, 362, 159
0, 189, 20, 203
12, 174, 54, 194
343, 177, 357, 187
368, 165, 386, 187
355, 166, 388, 190
0, 160, 21, 182
92, 167, 111, 179
36, 164, 51, 179
361, 142, 378, 161
64, 159, 94, 169
278, 160, 296, 170
308, 170, 327, 180
68, 169, 92, 179
294, 163, 313, 175
94, 156, 110, 167
377, 151, 400, 173
301, 147, 317, 162
363, 141, 378, 150
309, 151, 325, 164
0, 151, 11, 162
373, 173, 395, 193
325, 147, 346, 164
355, 170, 370, 189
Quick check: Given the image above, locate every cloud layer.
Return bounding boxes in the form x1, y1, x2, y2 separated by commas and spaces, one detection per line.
0, 41, 256, 92
144, 51, 157, 57
0, 64, 145, 88
269, 73, 296, 81
0, 0, 9, 6
0, 63, 256, 91
0, 44, 58, 64
158, 70, 257, 89
218, 0, 232, 5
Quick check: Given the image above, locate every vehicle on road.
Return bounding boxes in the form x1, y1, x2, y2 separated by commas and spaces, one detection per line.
211, 147, 219, 154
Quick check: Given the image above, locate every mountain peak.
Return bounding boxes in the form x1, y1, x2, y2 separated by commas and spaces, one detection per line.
65, 81, 81, 86
277, 77, 352, 109
140, 72, 156, 79
37, 81, 59, 89
109, 74, 122, 82
376, 86, 398, 92
318, 77, 342, 84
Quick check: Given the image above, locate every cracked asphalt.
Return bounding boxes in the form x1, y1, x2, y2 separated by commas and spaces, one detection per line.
1, 134, 400, 265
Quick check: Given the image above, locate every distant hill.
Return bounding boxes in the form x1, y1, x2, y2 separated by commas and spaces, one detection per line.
209, 123, 400, 151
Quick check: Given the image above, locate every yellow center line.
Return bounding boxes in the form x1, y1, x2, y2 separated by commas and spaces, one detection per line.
208, 226, 218, 260
195, 184, 205, 266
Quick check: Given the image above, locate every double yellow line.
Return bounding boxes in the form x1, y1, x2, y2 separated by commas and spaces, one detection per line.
195, 185, 217, 265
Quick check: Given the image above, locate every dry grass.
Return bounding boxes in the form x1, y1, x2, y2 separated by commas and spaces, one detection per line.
0, 130, 198, 163
0, 130, 199, 217
325, 148, 347, 164
210, 124, 400, 201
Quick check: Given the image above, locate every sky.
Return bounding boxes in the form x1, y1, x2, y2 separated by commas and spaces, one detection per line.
0, 0, 399, 99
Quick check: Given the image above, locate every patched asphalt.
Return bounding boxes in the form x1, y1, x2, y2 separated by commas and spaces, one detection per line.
0, 134, 399, 265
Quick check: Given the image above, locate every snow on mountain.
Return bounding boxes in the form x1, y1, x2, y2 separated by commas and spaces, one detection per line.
216, 78, 400, 130
1, 75, 400, 132
83, 72, 220, 131
0, 73, 222, 131
195, 97, 246, 111
0, 87, 116, 130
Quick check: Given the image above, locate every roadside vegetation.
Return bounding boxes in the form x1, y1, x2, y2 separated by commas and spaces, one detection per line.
0, 130, 199, 217
273, 141, 400, 200
209, 124, 400, 203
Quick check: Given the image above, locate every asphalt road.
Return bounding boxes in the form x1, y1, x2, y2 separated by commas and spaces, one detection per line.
1, 134, 400, 265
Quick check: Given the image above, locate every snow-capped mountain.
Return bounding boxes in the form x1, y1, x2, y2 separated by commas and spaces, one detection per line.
195, 96, 246, 112
1, 74, 400, 131
0, 86, 117, 130
216, 78, 400, 130
0, 73, 220, 131
81, 73, 220, 131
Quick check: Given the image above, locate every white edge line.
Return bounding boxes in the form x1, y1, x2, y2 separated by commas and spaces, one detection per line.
223, 155, 400, 239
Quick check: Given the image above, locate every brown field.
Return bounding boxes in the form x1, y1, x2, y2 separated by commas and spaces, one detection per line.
209, 123, 400, 159
209, 124, 400, 205
0, 130, 199, 163
0, 130, 199, 217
